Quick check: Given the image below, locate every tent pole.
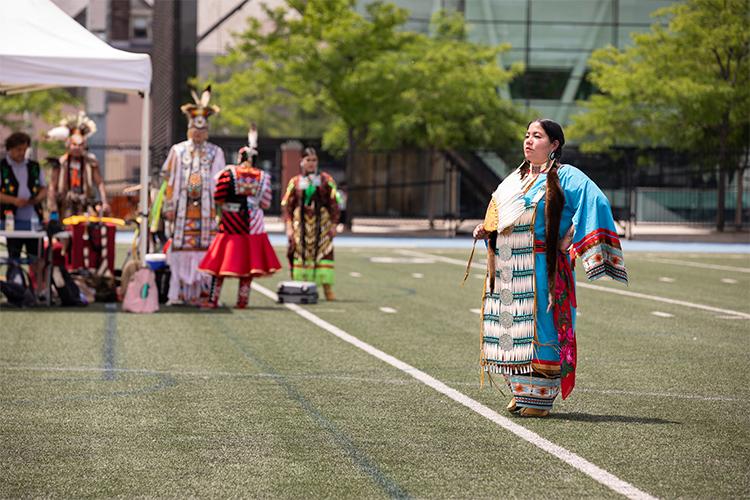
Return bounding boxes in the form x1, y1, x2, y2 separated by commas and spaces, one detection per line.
138, 90, 151, 265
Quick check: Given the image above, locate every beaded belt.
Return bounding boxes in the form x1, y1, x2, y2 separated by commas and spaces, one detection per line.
222, 202, 241, 212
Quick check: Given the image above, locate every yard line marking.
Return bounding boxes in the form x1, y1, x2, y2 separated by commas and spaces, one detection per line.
658, 277, 675, 283
411, 273, 424, 279
103, 303, 118, 381
3, 364, 743, 403
252, 283, 657, 500
651, 311, 674, 318
575, 388, 740, 402
379, 307, 397, 314
470, 308, 481, 314
574, 284, 750, 319
646, 257, 750, 274
398, 249, 750, 320
349, 272, 362, 278
721, 278, 738, 284
370, 256, 435, 264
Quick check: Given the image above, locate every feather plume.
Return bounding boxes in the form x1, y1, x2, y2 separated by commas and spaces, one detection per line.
47, 125, 71, 141
247, 123, 258, 150
200, 86, 211, 107
48, 110, 97, 140
75, 110, 97, 137
190, 88, 200, 105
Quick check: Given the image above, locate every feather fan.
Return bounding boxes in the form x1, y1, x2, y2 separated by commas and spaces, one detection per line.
491, 164, 528, 233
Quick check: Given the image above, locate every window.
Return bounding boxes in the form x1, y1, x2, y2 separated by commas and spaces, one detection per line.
510, 68, 571, 99
132, 16, 150, 41
574, 70, 598, 100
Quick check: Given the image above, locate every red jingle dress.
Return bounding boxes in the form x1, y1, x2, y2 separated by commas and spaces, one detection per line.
198, 163, 280, 307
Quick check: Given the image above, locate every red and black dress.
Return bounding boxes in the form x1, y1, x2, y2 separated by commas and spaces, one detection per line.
200, 164, 280, 278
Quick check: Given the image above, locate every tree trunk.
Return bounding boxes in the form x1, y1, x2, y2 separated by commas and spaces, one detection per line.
717, 167, 726, 232
346, 126, 357, 217
427, 148, 435, 229
716, 114, 730, 232
736, 167, 745, 230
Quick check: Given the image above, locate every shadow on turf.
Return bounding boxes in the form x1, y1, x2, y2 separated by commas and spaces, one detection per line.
549, 412, 680, 424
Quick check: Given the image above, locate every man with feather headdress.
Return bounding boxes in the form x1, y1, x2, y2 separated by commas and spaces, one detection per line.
160, 86, 226, 306
47, 111, 115, 273
47, 111, 109, 218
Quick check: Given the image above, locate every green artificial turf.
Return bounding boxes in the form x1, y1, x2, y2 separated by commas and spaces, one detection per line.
1, 246, 748, 498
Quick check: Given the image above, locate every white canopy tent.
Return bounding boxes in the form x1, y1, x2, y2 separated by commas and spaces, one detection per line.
0, 0, 153, 261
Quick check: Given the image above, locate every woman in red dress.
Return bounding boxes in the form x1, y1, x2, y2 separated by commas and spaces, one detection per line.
199, 141, 280, 308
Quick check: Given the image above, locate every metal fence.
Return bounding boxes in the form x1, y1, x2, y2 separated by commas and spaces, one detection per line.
74, 142, 749, 227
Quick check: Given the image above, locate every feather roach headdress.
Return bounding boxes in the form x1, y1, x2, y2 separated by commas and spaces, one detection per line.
237, 123, 258, 164
180, 85, 220, 130
47, 110, 97, 143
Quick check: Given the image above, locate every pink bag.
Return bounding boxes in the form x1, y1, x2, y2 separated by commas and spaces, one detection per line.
122, 268, 159, 313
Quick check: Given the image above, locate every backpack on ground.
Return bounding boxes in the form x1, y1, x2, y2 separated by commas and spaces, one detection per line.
2, 261, 37, 307
0, 280, 36, 307
51, 264, 84, 306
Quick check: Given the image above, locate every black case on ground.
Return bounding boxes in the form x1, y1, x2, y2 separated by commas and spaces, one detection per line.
276, 281, 318, 304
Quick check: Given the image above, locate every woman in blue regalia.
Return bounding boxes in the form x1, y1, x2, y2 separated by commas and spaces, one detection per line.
473, 119, 628, 417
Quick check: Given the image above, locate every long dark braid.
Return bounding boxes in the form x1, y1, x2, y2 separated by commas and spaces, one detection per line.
533, 119, 566, 294
545, 161, 564, 293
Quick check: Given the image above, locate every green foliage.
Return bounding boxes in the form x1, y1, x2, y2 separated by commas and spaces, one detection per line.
210, 0, 414, 144
210, 0, 524, 156
382, 10, 525, 152
0, 89, 79, 137
569, 0, 749, 163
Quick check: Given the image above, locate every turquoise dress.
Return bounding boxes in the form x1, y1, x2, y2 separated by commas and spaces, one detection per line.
481, 164, 627, 411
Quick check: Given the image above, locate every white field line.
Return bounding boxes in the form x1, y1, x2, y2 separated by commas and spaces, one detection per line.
379, 307, 397, 314
398, 249, 750, 320
251, 282, 656, 500
2, 364, 742, 403
575, 388, 741, 402
646, 257, 750, 274
651, 311, 674, 318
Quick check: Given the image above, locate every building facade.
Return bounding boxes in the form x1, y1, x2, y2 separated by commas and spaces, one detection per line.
363, 0, 676, 126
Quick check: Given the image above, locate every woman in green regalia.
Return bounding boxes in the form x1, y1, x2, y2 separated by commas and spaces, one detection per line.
281, 147, 340, 300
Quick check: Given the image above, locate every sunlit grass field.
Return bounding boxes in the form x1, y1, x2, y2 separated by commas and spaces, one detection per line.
1, 245, 749, 498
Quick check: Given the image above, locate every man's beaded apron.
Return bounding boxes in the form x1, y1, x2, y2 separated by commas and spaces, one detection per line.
173, 143, 217, 250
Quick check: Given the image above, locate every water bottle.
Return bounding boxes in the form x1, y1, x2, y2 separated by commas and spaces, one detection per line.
4, 210, 14, 232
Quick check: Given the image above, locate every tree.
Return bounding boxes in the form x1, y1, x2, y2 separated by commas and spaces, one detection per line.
371, 10, 525, 153
210, 1, 524, 183
1, 89, 80, 158
0, 89, 78, 128
569, 0, 749, 231
0, 89, 78, 129
212, 0, 416, 176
